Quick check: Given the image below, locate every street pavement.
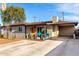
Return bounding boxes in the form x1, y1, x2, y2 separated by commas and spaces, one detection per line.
46, 37, 79, 56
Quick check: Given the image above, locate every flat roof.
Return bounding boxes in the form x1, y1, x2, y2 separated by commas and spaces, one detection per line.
1, 21, 78, 28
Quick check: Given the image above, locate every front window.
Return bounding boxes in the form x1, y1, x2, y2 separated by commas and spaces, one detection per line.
18, 26, 22, 32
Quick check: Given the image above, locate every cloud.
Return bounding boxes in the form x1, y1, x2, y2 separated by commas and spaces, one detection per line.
57, 4, 79, 22
58, 4, 79, 15
64, 16, 79, 22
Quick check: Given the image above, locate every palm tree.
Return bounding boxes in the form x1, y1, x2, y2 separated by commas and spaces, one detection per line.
2, 6, 26, 39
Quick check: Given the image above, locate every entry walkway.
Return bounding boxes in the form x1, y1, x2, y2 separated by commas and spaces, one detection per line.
0, 39, 62, 56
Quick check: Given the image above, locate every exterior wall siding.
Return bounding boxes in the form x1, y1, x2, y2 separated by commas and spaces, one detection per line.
52, 25, 59, 37
3, 26, 26, 39
3, 30, 8, 38
47, 25, 59, 38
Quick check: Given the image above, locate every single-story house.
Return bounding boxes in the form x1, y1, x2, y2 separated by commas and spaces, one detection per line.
1, 16, 78, 39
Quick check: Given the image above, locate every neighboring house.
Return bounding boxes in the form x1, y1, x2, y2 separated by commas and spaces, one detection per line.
1, 16, 78, 39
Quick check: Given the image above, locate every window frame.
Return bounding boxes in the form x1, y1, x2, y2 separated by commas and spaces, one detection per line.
18, 26, 22, 32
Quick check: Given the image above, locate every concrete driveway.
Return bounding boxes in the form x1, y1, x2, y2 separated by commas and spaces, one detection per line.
0, 37, 79, 56
0, 39, 62, 56
46, 37, 79, 56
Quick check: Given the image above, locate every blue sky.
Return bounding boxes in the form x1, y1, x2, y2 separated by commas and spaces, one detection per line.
0, 3, 79, 25
7, 3, 61, 22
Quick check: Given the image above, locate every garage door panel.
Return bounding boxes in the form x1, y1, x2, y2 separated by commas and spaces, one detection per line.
59, 26, 74, 36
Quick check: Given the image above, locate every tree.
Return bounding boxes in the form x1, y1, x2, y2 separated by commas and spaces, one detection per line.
2, 6, 26, 25
2, 6, 26, 39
